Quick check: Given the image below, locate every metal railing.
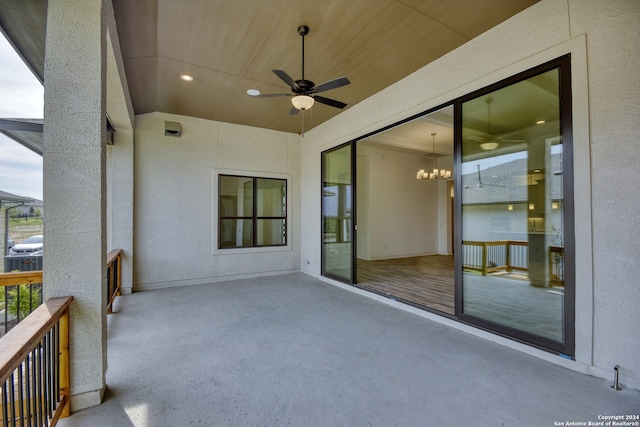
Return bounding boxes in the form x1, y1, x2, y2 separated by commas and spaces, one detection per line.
106, 249, 123, 314
1, 272, 43, 337
462, 240, 564, 285
0, 296, 73, 427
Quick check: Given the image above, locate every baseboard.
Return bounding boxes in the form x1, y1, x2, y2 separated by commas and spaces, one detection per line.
134, 269, 300, 292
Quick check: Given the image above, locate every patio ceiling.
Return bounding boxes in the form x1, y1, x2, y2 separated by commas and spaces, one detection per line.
0, 0, 539, 136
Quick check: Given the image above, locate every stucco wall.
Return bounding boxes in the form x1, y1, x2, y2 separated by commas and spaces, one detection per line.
300, 0, 640, 388
134, 112, 300, 290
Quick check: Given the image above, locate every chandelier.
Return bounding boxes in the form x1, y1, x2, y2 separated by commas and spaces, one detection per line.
416, 133, 451, 180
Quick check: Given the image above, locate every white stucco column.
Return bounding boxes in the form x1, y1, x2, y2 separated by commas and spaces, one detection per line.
43, 0, 107, 411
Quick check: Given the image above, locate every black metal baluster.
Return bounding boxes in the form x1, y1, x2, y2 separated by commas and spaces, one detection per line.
43, 332, 50, 422
9, 372, 16, 427
17, 364, 24, 427
24, 353, 31, 427
28, 285, 33, 317
3, 287, 8, 334
2, 380, 9, 427
30, 349, 37, 427
35, 343, 43, 427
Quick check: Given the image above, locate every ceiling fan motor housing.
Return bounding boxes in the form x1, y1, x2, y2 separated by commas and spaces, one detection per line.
294, 79, 315, 94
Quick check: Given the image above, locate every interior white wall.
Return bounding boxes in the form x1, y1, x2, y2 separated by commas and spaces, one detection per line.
134, 112, 300, 290
356, 144, 441, 260
300, 0, 640, 389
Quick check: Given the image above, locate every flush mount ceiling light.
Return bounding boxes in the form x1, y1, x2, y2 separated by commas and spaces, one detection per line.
247, 89, 260, 96
480, 141, 499, 151
180, 74, 193, 81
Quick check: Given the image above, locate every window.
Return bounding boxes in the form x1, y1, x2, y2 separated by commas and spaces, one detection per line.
218, 175, 287, 249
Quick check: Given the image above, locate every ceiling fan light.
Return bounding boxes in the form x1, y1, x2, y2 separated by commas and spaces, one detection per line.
291, 95, 314, 110
480, 142, 499, 151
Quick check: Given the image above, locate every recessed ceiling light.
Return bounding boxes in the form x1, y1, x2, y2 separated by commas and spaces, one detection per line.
536, 120, 545, 124
247, 89, 260, 96
180, 74, 194, 81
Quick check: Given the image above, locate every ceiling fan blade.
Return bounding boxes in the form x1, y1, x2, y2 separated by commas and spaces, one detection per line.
289, 106, 299, 115
314, 77, 351, 93
467, 135, 486, 142
272, 70, 299, 91
249, 93, 291, 98
314, 95, 347, 109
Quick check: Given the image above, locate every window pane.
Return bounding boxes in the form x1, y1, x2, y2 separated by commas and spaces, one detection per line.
220, 176, 253, 216
461, 68, 564, 343
220, 219, 253, 248
256, 219, 286, 246
256, 178, 286, 217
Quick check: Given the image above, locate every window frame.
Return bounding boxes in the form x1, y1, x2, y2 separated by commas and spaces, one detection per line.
218, 174, 288, 249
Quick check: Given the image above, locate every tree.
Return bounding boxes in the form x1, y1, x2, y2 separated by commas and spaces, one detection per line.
2, 285, 42, 319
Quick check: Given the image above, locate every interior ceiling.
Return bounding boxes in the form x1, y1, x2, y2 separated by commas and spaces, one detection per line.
112, 0, 539, 134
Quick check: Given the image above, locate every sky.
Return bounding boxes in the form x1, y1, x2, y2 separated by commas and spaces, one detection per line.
0, 32, 44, 201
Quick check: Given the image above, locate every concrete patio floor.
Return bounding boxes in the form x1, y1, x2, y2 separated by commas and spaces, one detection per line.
59, 273, 639, 426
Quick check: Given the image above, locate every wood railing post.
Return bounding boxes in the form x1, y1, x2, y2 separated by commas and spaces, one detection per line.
59, 308, 70, 418
481, 243, 487, 276
106, 250, 124, 314
116, 254, 121, 297
506, 241, 512, 272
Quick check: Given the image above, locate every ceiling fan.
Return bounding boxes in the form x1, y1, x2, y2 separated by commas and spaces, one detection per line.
248, 25, 351, 115
467, 97, 525, 150
465, 164, 506, 189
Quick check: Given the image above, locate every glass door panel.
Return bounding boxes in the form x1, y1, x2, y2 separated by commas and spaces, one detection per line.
460, 67, 567, 346
355, 105, 455, 314
322, 143, 354, 282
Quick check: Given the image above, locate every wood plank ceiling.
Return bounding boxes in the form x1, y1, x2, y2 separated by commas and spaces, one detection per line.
113, 0, 539, 134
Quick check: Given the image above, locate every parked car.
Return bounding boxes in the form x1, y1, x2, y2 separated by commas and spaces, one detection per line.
6, 238, 14, 253
7, 235, 43, 257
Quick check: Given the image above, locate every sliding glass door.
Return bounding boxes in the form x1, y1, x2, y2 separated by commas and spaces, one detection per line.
458, 56, 573, 355
319, 56, 573, 355
321, 142, 354, 283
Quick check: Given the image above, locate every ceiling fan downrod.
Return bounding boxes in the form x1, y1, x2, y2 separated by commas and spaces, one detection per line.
298, 25, 309, 80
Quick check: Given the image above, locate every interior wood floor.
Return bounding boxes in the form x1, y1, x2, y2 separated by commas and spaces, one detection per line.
356, 255, 455, 315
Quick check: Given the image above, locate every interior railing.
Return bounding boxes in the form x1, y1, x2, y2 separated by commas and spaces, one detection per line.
462, 240, 564, 286
0, 296, 73, 427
